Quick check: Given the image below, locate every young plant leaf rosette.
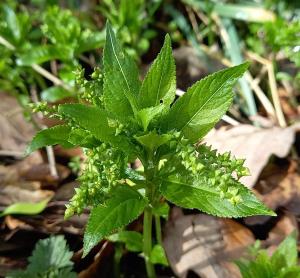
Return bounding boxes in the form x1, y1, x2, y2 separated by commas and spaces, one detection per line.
27, 22, 275, 278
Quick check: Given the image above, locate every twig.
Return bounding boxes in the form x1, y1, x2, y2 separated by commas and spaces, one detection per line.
31, 64, 71, 90
186, 6, 202, 42
196, 44, 277, 120
267, 62, 287, 127
0, 150, 24, 158
30, 86, 58, 179
0, 35, 71, 91
244, 72, 277, 120
246, 51, 287, 127
50, 60, 58, 76
252, 66, 268, 86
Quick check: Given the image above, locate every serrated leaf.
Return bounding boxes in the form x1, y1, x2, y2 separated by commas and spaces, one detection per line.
137, 105, 164, 131
41, 86, 74, 102
59, 104, 134, 151
138, 34, 176, 108
58, 104, 114, 140
150, 244, 169, 266
135, 132, 172, 151
26, 125, 74, 155
162, 63, 249, 142
107, 231, 143, 252
67, 128, 99, 148
103, 22, 140, 118
160, 175, 275, 217
27, 235, 74, 275
0, 199, 49, 217
83, 186, 147, 256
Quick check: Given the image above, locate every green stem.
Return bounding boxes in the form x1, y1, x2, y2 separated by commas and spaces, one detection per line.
155, 215, 162, 246
143, 206, 156, 278
113, 244, 122, 278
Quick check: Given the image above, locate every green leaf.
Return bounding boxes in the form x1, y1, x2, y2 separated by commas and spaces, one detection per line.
278, 266, 300, 278
83, 186, 147, 256
162, 63, 249, 142
67, 128, 99, 148
103, 22, 140, 118
76, 30, 105, 54
138, 35, 176, 108
107, 231, 143, 252
271, 232, 298, 270
41, 86, 73, 102
0, 199, 49, 217
182, 0, 275, 23
160, 175, 275, 217
59, 104, 134, 151
2, 5, 23, 43
150, 245, 169, 266
135, 132, 172, 151
26, 125, 74, 155
153, 202, 170, 219
27, 235, 74, 275
58, 104, 114, 141
237, 251, 274, 278
137, 105, 164, 131
17, 45, 72, 66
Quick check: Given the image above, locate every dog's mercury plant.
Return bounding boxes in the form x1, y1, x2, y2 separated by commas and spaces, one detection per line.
27, 22, 275, 278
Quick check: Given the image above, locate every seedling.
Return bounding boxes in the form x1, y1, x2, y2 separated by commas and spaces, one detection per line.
27, 22, 275, 277
7, 235, 75, 278
236, 232, 300, 278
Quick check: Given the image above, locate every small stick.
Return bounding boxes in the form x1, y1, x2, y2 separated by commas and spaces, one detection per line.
0, 150, 24, 158
186, 6, 202, 42
267, 62, 287, 127
0, 35, 71, 91
30, 86, 58, 179
194, 44, 277, 120
246, 51, 287, 127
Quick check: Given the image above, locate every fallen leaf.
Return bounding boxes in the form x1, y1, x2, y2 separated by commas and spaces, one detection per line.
163, 211, 254, 278
4, 216, 32, 230
0, 93, 35, 153
0, 182, 53, 207
245, 161, 300, 225
23, 163, 70, 184
204, 123, 300, 188
266, 212, 298, 246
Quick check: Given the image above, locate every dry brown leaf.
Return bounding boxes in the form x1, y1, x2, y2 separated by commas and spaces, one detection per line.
204, 124, 300, 188
262, 173, 300, 213
23, 163, 70, 184
267, 212, 298, 246
4, 215, 33, 231
0, 182, 54, 206
78, 242, 113, 278
245, 162, 300, 225
0, 93, 35, 153
163, 212, 254, 278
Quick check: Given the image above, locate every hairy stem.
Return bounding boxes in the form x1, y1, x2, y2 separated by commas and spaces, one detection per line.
154, 215, 162, 246
143, 206, 156, 278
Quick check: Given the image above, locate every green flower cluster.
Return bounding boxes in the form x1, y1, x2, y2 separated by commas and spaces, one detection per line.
65, 143, 126, 218
162, 136, 250, 206
75, 67, 104, 107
